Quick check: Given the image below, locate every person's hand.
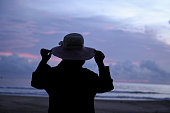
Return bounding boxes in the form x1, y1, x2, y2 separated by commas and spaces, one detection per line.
94, 50, 105, 65
40, 48, 52, 63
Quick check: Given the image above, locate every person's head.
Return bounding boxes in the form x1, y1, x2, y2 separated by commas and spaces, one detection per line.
51, 33, 95, 61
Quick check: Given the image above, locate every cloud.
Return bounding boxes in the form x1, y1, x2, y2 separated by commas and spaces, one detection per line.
0, 52, 13, 56
0, 40, 35, 52
1, 0, 170, 84
109, 60, 170, 84
22, 0, 170, 26
140, 60, 169, 78
81, 59, 170, 84
41, 30, 69, 35
0, 54, 37, 78
0, 52, 64, 78
82, 32, 90, 36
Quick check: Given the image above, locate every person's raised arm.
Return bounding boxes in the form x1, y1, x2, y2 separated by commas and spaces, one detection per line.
36, 48, 52, 71
94, 50, 114, 93
31, 49, 52, 89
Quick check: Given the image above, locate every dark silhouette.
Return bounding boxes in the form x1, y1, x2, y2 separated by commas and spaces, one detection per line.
31, 33, 114, 113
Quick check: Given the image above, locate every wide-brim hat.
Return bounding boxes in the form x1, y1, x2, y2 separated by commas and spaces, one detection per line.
51, 33, 95, 60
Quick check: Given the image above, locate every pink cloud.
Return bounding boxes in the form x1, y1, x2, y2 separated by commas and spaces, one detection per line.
104, 58, 117, 66
132, 61, 140, 66
18, 53, 40, 60
82, 32, 90, 36
0, 39, 35, 50
31, 39, 39, 42
39, 12, 72, 21
17, 52, 62, 64
165, 49, 170, 52
143, 45, 151, 50
104, 26, 114, 30
41, 31, 58, 35
1, 20, 36, 36
104, 61, 117, 66
110, 62, 117, 66
0, 52, 13, 56
145, 47, 151, 50
41, 30, 69, 35
18, 53, 40, 63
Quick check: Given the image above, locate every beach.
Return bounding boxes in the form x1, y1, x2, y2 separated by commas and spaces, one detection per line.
0, 95, 170, 113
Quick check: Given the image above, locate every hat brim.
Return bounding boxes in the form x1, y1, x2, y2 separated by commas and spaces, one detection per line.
51, 46, 95, 60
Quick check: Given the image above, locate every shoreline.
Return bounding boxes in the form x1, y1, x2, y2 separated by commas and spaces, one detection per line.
0, 94, 170, 113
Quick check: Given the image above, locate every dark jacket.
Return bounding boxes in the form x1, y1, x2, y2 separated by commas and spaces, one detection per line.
31, 61, 114, 113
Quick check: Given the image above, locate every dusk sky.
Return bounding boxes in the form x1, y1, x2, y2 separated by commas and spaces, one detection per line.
1, 0, 170, 84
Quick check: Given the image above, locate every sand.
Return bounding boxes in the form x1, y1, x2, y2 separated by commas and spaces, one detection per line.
0, 95, 170, 113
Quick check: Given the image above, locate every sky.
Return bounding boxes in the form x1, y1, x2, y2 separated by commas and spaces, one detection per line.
0, 0, 170, 84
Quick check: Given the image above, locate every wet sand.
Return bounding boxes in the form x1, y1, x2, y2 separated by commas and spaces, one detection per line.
0, 95, 170, 113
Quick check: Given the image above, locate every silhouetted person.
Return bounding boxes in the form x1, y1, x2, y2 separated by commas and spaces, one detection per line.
31, 33, 114, 113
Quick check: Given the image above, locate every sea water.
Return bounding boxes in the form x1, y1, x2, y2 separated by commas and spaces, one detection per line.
0, 78, 170, 100
96, 82, 170, 100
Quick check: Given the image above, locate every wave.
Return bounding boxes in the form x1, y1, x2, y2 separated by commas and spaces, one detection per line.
1, 86, 170, 100
0, 86, 47, 96
111, 90, 159, 94
110, 90, 170, 95
95, 95, 170, 101
0, 86, 35, 90
0, 86, 169, 95
0, 91, 47, 96
0, 86, 165, 94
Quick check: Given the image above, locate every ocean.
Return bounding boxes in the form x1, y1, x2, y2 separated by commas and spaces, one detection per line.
0, 78, 170, 100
